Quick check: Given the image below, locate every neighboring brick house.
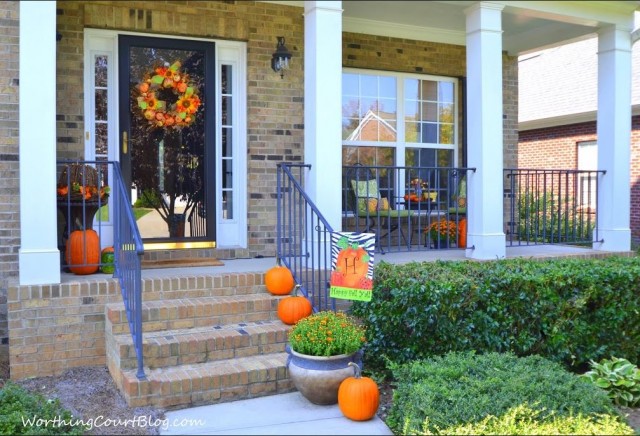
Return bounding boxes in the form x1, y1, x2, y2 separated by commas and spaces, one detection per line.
2, 1, 638, 383
518, 33, 640, 242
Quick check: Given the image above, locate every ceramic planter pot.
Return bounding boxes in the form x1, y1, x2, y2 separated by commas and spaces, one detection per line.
286, 345, 363, 405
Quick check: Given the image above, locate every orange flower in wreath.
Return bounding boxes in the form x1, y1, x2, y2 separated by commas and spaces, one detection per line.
135, 61, 202, 130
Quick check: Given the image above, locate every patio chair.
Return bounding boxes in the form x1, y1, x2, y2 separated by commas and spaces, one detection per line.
346, 166, 412, 252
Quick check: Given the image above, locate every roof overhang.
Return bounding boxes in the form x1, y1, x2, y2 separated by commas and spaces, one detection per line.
264, 1, 640, 55
519, 105, 640, 131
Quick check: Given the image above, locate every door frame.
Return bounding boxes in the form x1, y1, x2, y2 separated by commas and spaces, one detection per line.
118, 34, 216, 247
83, 29, 248, 250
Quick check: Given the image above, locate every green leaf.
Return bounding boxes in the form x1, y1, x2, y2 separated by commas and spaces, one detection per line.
178, 112, 187, 120
169, 61, 181, 71
151, 75, 164, 84
185, 87, 194, 97
595, 379, 611, 388
156, 100, 166, 110
137, 100, 147, 110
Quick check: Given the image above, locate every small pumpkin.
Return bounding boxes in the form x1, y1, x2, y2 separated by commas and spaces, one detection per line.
101, 246, 115, 274
66, 229, 100, 275
338, 362, 380, 421
277, 285, 312, 325
265, 264, 295, 295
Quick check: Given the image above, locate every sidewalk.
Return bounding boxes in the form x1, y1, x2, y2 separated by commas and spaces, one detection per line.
160, 391, 393, 435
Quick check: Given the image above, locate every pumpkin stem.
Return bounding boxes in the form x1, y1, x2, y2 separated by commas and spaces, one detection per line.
293, 284, 301, 297
348, 361, 362, 379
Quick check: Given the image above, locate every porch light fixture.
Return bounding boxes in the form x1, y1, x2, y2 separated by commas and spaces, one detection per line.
271, 36, 292, 79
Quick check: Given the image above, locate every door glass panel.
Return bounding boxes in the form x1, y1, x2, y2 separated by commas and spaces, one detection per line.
125, 44, 209, 240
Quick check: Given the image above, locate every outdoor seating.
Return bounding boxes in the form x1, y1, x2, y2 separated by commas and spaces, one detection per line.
346, 167, 412, 252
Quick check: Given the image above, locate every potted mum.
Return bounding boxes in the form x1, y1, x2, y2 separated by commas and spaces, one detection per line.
286, 311, 366, 405
426, 219, 457, 248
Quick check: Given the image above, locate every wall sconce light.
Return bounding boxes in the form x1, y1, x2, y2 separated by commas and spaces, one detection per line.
271, 36, 292, 79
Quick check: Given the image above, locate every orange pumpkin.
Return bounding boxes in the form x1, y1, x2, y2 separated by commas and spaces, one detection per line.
338, 362, 380, 421
66, 229, 100, 275
265, 265, 295, 295
277, 286, 312, 325
457, 218, 467, 248
335, 247, 369, 288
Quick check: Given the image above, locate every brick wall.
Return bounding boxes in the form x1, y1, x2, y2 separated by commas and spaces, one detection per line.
518, 115, 640, 242
0, 1, 19, 364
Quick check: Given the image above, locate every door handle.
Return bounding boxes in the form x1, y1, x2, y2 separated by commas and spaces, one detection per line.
122, 131, 128, 154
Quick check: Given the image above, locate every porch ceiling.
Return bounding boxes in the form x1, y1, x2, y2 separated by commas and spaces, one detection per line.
268, 1, 640, 55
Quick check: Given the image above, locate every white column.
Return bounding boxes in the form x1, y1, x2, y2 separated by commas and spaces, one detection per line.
594, 25, 632, 252
464, 2, 506, 259
304, 1, 342, 231
19, 1, 61, 285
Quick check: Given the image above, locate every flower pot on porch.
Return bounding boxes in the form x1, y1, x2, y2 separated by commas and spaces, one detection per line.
286, 345, 363, 405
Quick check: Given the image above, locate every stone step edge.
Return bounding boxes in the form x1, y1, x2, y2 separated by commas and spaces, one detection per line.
110, 321, 290, 369
117, 352, 292, 408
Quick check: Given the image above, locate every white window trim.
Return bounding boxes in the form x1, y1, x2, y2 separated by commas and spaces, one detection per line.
83, 29, 248, 249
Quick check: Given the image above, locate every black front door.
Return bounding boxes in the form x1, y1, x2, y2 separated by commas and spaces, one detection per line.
119, 35, 216, 245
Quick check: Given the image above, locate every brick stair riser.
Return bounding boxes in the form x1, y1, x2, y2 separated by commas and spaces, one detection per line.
139, 273, 267, 301
118, 354, 295, 408
107, 296, 282, 334
116, 326, 289, 370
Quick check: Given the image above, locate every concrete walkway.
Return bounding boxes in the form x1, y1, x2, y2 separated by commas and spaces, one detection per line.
160, 391, 393, 435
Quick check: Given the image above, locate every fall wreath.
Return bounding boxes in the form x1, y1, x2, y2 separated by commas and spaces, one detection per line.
135, 61, 201, 130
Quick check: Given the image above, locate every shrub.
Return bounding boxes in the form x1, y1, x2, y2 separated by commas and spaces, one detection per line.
581, 357, 640, 407
387, 352, 631, 435
0, 382, 85, 435
351, 256, 640, 370
414, 404, 633, 435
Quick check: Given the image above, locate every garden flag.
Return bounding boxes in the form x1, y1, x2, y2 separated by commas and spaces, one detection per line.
329, 232, 376, 302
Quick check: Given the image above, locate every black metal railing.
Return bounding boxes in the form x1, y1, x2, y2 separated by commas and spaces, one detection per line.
56, 160, 145, 379
342, 165, 475, 253
277, 163, 335, 312
505, 168, 603, 246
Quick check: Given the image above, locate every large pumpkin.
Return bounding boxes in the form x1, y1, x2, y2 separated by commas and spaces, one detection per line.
277, 286, 312, 325
66, 229, 100, 275
338, 362, 380, 421
101, 246, 115, 274
265, 265, 295, 295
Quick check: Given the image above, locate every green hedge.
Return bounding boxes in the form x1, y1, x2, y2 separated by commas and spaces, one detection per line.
388, 352, 632, 435
351, 256, 640, 370
0, 383, 85, 435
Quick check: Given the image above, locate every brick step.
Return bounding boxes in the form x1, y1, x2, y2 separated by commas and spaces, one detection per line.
111, 320, 290, 370
117, 352, 294, 408
139, 272, 269, 301
106, 294, 283, 334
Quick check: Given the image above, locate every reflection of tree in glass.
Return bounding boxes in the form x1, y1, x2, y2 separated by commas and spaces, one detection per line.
129, 48, 206, 238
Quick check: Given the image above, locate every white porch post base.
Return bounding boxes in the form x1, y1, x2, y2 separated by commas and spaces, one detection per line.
593, 229, 631, 252
19, 250, 61, 286
466, 233, 506, 260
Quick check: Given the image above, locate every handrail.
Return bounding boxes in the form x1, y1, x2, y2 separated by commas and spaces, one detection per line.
277, 163, 335, 312
112, 163, 146, 380
56, 160, 145, 379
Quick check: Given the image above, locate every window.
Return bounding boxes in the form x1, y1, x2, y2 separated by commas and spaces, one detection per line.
342, 70, 457, 166
342, 70, 458, 207
577, 140, 597, 210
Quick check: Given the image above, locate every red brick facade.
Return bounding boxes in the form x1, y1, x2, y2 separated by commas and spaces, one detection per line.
518, 115, 640, 242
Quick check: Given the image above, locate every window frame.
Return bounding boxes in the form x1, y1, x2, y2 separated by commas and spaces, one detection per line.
342, 67, 459, 170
